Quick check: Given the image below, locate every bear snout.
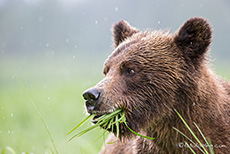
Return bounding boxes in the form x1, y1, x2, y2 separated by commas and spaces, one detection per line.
82, 87, 101, 113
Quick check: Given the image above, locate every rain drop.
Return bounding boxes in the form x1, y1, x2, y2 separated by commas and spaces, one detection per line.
74, 45, 77, 48
8, 130, 10, 134
95, 20, 98, 24
193, 102, 196, 106
46, 43, 49, 47
157, 21, 161, 24
115, 7, 118, 11
11, 113, 14, 117
48, 97, 50, 100
12, 74, 16, 79
42, 84, 47, 89
73, 56, 75, 59
199, 3, 204, 8
38, 16, 44, 22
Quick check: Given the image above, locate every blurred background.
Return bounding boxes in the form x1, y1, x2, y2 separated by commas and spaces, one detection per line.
0, 0, 229, 153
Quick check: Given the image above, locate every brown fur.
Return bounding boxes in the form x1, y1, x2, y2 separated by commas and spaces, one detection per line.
83, 17, 230, 153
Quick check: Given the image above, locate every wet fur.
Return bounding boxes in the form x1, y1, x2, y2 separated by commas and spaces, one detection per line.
88, 17, 230, 153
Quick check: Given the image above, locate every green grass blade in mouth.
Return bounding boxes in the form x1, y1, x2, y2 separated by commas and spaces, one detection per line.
68, 109, 123, 142
107, 114, 121, 144
105, 118, 114, 130
115, 114, 120, 139
111, 118, 115, 135
68, 108, 155, 143
68, 124, 98, 142
92, 131, 107, 144
67, 114, 92, 135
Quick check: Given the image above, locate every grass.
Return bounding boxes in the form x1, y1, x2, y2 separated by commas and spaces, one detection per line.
17, 78, 59, 154
1, 146, 16, 154
68, 108, 216, 154
67, 109, 154, 143
174, 109, 215, 154
0, 54, 105, 154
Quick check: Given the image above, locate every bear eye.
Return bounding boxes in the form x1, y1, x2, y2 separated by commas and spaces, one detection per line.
103, 66, 110, 75
124, 68, 136, 76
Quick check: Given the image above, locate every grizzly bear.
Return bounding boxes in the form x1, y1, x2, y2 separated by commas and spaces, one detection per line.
82, 17, 230, 153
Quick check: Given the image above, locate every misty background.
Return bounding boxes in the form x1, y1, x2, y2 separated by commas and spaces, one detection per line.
0, 0, 229, 153
1, 0, 230, 59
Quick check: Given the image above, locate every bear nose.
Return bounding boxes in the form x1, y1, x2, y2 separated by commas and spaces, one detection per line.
82, 88, 100, 112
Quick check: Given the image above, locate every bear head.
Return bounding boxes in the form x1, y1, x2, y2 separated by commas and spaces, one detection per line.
83, 17, 212, 138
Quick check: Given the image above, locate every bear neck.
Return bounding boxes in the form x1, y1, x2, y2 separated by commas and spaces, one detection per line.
135, 65, 228, 153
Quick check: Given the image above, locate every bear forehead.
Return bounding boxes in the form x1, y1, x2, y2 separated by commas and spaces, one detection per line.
106, 30, 174, 65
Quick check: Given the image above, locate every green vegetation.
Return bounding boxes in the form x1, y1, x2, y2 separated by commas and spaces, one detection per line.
174, 109, 214, 154
0, 55, 105, 154
67, 109, 154, 143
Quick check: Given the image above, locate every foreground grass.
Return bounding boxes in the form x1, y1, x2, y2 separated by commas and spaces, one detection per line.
0, 81, 106, 154
174, 109, 215, 154
0, 55, 105, 154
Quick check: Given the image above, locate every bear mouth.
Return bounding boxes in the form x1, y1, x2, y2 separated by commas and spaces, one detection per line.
89, 109, 146, 139
92, 114, 103, 124
90, 109, 126, 134
90, 110, 115, 124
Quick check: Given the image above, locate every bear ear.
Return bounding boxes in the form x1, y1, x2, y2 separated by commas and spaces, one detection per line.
112, 20, 139, 48
174, 17, 212, 63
